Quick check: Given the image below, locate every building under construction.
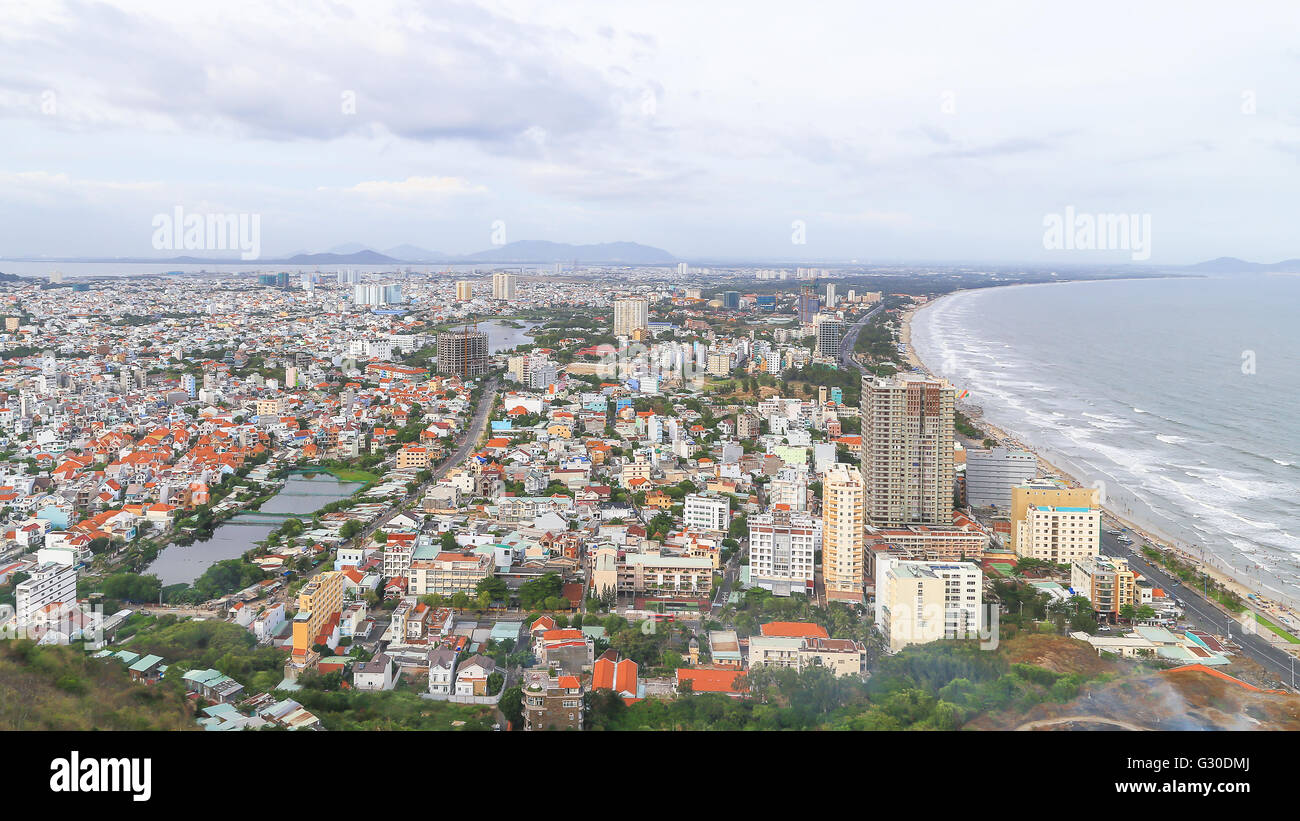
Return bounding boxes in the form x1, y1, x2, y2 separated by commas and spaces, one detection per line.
436, 329, 489, 379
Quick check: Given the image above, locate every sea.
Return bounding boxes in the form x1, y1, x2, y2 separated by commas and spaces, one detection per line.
911, 273, 1300, 606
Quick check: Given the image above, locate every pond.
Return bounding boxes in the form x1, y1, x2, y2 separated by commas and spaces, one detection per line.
144, 471, 364, 585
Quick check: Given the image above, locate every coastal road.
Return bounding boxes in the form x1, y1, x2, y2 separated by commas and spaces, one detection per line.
1099, 530, 1299, 688
838, 302, 885, 373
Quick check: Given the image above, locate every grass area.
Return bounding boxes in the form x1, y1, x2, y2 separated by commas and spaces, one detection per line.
1255, 613, 1300, 644
0, 640, 197, 731
299, 465, 381, 484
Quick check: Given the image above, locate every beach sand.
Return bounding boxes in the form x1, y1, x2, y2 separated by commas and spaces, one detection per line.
901, 295, 1300, 637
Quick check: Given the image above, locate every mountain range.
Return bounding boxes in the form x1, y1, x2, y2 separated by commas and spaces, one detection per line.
1180, 257, 1300, 273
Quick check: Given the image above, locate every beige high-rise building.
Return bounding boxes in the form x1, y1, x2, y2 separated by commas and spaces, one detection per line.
822, 464, 865, 603
613, 297, 649, 337
455, 280, 474, 301
859, 374, 955, 527
1010, 478, 1101, 561
492, 271, 516, 301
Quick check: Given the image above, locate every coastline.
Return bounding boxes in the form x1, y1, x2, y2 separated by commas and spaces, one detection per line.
901, 293, 1300, 637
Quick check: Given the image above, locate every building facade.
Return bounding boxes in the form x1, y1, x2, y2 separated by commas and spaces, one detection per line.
859, 374, 955, 527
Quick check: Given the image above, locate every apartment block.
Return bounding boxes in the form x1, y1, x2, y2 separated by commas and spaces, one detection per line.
859, 374, 955, 526
875, 558, 982, 653
822, 464, 865, 603
748, 510, 820, 596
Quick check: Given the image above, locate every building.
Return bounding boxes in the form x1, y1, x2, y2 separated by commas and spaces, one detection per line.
859, 374, 955, 526
13, 562, 77, 625
748, 511, 820, 596
436, 330, 489, 379
617, 551, 714, 595
814, 314, 845, 359
683, 493, 730, 533
492, 271, 516, 301
863, 525, 989, 564
1015, 502, 1102, 564
797, 288, 821, 324
408, 550, 493, 597
523, 673, 584, 731
353, 653, 396, 691
455, 280, 474, 301
291, 571, 346, 655
1071, 555, 1138, 621
875, 559, 982, 653
1009, 478, 1101, 554
613, 297, 649, 338
965, 448, 1037, 508
822, 464, 865, 603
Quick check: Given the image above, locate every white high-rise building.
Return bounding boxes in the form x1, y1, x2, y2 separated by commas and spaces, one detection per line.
749, 511, 820, 596
14, 562, 77, 625
814, 314, 845, 359
613, 297, 649, 338
683, 493, 730, 533
875, 558, 983, 653
492, 272, 516, 301
965, 447, 1037, 509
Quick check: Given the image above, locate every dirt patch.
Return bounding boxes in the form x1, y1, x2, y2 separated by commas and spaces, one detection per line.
1000, 633, 1123, 679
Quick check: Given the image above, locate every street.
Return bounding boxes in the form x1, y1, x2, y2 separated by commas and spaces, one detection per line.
838, 301, 885, 373
1099, 526, 1299, 688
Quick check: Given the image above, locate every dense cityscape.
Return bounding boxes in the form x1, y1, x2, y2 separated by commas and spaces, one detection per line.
1, 263, 1295, 736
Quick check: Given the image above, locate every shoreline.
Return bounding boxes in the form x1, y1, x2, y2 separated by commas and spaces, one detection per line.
901, 293, 1300, 640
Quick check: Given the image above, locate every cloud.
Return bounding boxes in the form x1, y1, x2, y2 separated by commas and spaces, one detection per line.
334, 176, 488, 198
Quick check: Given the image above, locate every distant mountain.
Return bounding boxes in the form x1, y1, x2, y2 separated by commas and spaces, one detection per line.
464, 240, 675, 264
325, 242, 374, 255
384, 244, 448, 262
281, 249, 399, 265
1186, 257, 1300, 273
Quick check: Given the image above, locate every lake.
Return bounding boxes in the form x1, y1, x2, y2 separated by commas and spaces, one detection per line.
145, 471, 364, 586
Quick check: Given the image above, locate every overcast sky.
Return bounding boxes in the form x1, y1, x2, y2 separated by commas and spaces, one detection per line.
2, 0, 1299, 264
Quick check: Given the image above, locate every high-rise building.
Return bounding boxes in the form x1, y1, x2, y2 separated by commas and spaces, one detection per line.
1071, 555, 1137, 620
965, 447, 1037, 508
722, 290, 740, 310
798, 287, 821, 324
683, 493, 730, 532
859, 374, 955, 527
822, 464, 865, 603
875, 558, 982, 653
436, 330, 489, 379
613, 297, 649, 337
1009, 478, 1101, 556
749, 510, 820, 596
814, 314, 845, 359
492, 271, 516, 301
14, 562, 77, 625
824, 283, 837, 308
455, 280, 474, 301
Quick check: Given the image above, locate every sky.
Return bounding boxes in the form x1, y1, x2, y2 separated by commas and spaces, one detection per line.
1, 0, 1299, 264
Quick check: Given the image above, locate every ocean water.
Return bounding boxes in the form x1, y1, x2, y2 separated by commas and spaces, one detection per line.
911, 274, 1300, 605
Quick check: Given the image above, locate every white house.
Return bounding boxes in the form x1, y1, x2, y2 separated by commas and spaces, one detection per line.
428, 648, 458, 696
353, 653, 396, 691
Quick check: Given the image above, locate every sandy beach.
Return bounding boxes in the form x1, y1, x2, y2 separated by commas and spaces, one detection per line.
901, 295, 1300, 637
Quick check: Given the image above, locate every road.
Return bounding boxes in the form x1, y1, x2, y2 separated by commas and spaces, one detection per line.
431, 377, 499, 484
1099, 526, 1299, 688
838, 302, 885, 373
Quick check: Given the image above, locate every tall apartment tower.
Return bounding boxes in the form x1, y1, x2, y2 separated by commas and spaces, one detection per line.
492, 272, 516, 301
822, 464, 866, 603
814, 314, 845, 359
859, 374, 955, 527
455, 280, 474, 301
613, 297, 649, 337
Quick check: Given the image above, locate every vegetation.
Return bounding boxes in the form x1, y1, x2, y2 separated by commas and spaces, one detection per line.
0, 640, 196, 731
